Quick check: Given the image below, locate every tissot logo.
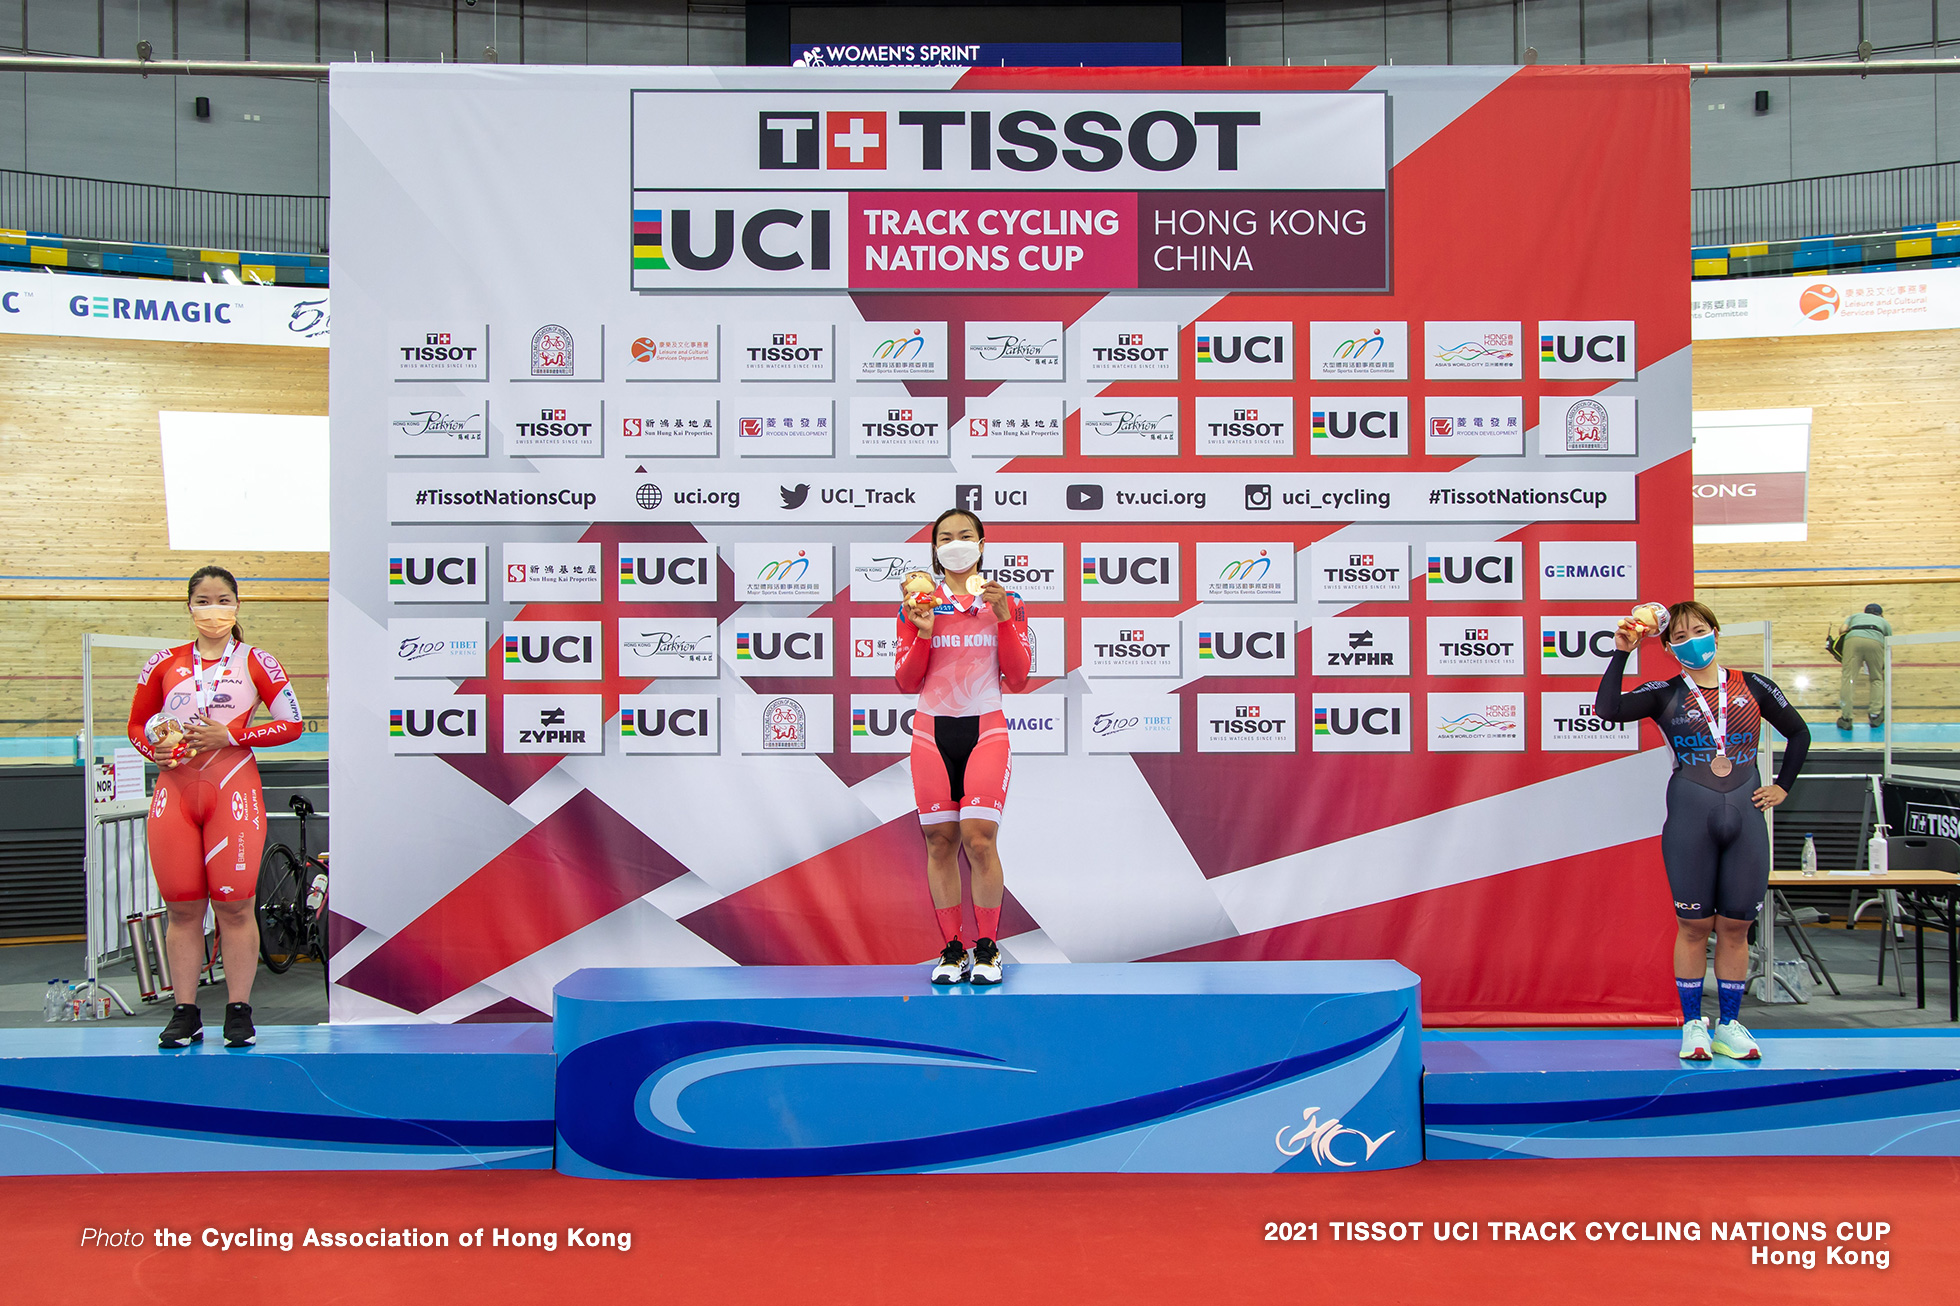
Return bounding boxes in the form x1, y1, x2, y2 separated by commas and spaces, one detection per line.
1308, 540, 1409, 602
1081, 618, 1180, 677
1542, 692, 1638, 752
1197, 694, 1296, 753
758, 106, 1263, 175
1426, 616, 1525, 676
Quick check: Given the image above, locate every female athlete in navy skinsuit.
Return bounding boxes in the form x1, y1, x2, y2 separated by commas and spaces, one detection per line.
1594, 600, 1809, 1063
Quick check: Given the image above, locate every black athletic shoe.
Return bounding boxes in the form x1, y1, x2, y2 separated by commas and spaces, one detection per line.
930, 939, 970, 985
222, 1002, 257, 1048
970, 938, 1004, 986
158, 1004, 203, 1049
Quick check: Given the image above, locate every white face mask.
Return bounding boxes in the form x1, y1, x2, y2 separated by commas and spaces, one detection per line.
936, 539, 982, 574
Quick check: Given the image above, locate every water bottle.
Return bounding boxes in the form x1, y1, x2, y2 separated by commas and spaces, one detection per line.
305, 872, 328, 914
1870, 827, 1890, 874
42, 980, 62, 1023
1802, 833, 1819, 877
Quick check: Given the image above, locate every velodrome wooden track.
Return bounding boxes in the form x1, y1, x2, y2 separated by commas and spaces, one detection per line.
0, 336, 327, 741
2, 325, 1956, 742
1694, 329, 1960, 720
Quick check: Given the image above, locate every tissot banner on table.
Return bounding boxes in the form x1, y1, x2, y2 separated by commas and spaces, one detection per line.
328, 64, 1690, 1024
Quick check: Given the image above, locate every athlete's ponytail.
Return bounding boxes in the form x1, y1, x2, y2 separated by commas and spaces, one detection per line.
187, 565, 244, 641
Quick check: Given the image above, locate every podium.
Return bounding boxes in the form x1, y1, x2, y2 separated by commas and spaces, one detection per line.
0, 1024, 553, 1175
554, 961, 1421, 1178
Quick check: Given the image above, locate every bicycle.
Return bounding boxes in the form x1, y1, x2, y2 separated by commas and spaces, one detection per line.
255, 794, 329, 976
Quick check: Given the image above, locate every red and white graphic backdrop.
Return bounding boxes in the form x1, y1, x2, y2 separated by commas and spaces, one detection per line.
328, 64, 1689, 1025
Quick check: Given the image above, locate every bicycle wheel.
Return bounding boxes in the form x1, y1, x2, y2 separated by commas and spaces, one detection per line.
255, 843, 304, 974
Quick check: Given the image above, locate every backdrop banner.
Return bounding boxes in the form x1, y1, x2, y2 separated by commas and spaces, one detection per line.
328, 64, 1690, 1025
0, 267, 328, 347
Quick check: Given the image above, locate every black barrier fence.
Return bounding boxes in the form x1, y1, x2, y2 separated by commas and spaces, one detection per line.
0, 169, 329, 254
1694, 159, 1960, 248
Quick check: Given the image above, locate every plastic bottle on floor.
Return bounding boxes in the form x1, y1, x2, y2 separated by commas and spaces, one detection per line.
42, 980, 62, 1023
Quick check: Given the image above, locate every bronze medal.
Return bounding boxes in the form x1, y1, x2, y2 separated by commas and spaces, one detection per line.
1709, 755, 1734, 777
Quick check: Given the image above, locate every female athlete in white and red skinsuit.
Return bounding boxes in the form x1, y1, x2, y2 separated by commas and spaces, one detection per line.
126, 566, 303, 1048
894, 508, 1032, 985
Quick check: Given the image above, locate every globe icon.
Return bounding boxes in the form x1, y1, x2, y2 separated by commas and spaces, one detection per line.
635, 483, 662, 510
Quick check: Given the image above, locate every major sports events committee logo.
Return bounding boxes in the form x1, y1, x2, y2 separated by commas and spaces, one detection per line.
851, 322, 947, 380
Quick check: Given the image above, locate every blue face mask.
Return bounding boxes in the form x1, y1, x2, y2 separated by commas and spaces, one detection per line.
1670, 632, 1718, 670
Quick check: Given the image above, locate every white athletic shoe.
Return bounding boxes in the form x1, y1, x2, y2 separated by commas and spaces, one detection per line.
1712, 1019, 1761, 1061
930, 939, 970, 985
1678, 1017, 1713, 1061
970, 938, 1003, 986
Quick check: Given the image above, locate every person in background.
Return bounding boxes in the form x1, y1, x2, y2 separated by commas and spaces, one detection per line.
1836, 603, 1892, 732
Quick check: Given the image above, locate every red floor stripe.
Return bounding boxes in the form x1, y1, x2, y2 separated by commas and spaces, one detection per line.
7, 1159, 1952, 1304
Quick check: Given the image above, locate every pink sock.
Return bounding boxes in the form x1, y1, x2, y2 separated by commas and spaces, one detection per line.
975, 906, 1001, 943
934, 905, 964, 945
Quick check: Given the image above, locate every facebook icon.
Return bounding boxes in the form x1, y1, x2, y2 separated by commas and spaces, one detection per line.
956, 485, 983, 512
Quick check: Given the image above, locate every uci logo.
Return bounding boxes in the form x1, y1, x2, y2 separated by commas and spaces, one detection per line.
1082, 555, 1173, 586
1542, 627, 1618, 660
623, 707, 711, 737
392, 708, 479, 739
1198, 630, 1286, 660
390, 555, 478, 587
622, 554, 711, 586
505, 633, 595, 666
661, 204, 834, 273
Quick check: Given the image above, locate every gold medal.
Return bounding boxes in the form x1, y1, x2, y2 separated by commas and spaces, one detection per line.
965, 574, 988, 597
1710, 755, 1734, 777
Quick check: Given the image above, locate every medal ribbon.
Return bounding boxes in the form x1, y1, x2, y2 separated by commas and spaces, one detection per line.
190, 637, 237, 714
937, 582, 975, 613
1686, 669, 1729, 764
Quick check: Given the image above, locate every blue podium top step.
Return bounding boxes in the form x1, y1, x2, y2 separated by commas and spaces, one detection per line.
555, 960, 1419, 1004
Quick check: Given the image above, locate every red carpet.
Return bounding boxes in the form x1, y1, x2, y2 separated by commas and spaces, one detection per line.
6, 1159, 1955, 1303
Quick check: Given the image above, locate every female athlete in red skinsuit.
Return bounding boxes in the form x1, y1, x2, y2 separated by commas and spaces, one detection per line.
127, 566, 303, 1048
894, 509, 1032, 985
